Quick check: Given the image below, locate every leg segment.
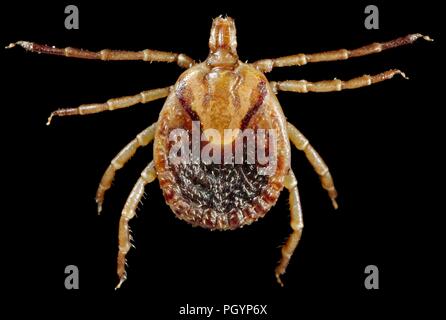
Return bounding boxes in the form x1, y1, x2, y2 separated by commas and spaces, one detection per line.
96, 122, 157, 214
270, 69, 406, 94
276, 170, 303, 286
253, 33, 432, 72
287, 122, 338, 209
116, 161, 157, 289
6, 41, 195, 68
47, 86, 171, 125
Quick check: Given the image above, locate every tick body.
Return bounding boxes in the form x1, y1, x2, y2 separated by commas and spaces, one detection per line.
7, 16, 432, 288
155, 62, 290, 230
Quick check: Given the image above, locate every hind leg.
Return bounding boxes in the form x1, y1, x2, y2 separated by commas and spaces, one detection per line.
275, 170, 303, 286
116, 161, 157, 289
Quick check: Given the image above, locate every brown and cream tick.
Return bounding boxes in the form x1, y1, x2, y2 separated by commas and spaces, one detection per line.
7, 16, 432, 288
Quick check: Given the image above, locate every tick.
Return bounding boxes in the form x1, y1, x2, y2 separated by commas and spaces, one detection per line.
7, 16, 432, 288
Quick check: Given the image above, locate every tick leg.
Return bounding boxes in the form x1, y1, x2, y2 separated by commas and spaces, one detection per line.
270, 69, 407, 94
47, 86, 171, 125
6, 41, 195, 68
116, 161, 157, 289
96, 122, 157, 214
253, 33, 432, 72
287, 122, 338, 209
276, 169, 303, 286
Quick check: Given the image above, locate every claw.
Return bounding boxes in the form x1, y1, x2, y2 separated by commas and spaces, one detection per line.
5, 41, 33, 50
275, 272, 284, 287
115, 275, 127, 290
46, 112, 54, 126
115, 272, 127, 290
97, 203, 102, 215
332, 198, 339, 210
398, 71, 409, 80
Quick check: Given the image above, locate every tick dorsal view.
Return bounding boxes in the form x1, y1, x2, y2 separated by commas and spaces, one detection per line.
7, 16, 432, 289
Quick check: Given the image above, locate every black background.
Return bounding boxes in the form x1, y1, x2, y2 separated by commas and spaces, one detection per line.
1, 0, 443, 316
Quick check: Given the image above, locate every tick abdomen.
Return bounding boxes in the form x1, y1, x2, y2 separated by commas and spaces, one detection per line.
170, 162, 269, 229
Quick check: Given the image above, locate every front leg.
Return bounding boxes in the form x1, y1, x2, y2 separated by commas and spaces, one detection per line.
253, 34, 432, 72
6, 41, 195, 68
276, 170, 303, 286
